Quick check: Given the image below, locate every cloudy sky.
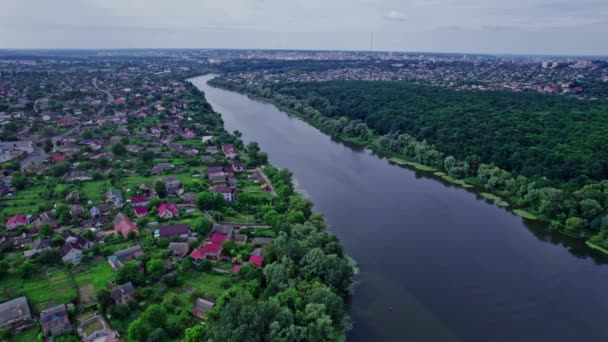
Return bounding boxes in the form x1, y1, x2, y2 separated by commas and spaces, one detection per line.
1, 0, 607, 55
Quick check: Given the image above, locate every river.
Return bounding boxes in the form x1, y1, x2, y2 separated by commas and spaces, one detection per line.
190, 74, 608, 342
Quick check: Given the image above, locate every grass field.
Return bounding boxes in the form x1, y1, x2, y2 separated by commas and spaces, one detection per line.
0, 269, 78, 314
72, 261, 115, 292
81, 180, 110, 202
180, 272, 230, 300
0, 185, 49, 217
10, 327, 39, 342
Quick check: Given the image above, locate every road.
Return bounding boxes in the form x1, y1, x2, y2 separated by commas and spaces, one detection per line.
92, 78, 114, 115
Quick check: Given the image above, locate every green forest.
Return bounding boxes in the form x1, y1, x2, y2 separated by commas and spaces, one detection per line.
211, 78, 608, 251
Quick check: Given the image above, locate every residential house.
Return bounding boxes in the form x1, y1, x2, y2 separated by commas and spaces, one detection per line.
180, 193, 197, 205
251, 237, 273, 245
89, 140, 102, 150
168, 242, 189, 257
89, 206, 101, 219
24, 238, 51, 258
205, 146, 218, 154
32, 212, 58, 229
108, 246, 144, 270
201, 155, 216, 164
232, 162, 245, 172
105, 189, 124, 208
126, 145, 142, 153
0, 297, 34, 332
190, 243, 222, 262
210, 233, 228, 245
222, 144, 238, 159
6, 214, 29, 230
249, 255, 264, 268
160, 176, 182, 195
158, 203, 179, 219
211, 185, 237, 202
213, 224, 234, 239
65, 191, 80, 204
156, 224, 191, 239
63, 171, 92, 182
40, 304, 71, 338
70, 205, 84, 217
61, 231, 93, 265
114, 216, 138, 238
193, 298, 215, 319
233, 233, 247, 244
134, 206, 148, 218
130, 195, 148, 207
110, 282, 135, 305
151, 163, 174, 175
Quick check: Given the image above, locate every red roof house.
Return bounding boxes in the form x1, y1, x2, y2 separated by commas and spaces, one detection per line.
130, 195, 148, 207
6, 214, 28, 230
158, 203, 179, 219
248, 255, 264, 268
190, 243, 222, 261
114, 217, 138, 238
210, 233, 228, 244
134, 206, 148, 218
232, 264, 241, 273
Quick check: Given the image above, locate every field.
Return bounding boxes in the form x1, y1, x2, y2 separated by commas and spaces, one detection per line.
0, 185, 50, 217
10, 327, 39, 342
180, 272, 230, 299
81, 180, 110, 202
72, 261, 115, 292
0, 269, 78, 313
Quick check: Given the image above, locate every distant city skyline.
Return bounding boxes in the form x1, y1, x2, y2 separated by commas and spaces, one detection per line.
1, 0, 607, 55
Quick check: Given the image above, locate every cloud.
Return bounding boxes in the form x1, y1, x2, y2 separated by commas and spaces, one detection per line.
384, 10, 407, 22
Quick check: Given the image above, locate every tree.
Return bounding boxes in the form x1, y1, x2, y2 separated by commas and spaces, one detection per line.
43, 139, 53, 153
112, 142, 127, 156
146, 328, 167, 342
116, 261, 145, 285
155, 181, 167, 199
39, 223, 54, 237
193, 217, 213, 235
96, 288, 113, 312
185, 325, 206, 342
128, 318, 150, 341
146, 258, 164, 280
11, 172, 27, 190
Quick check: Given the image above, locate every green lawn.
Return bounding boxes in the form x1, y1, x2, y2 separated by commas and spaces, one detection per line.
0, 269, 78, 314
72, 261, 115, 292
10, 326, 39, 342
179, 272, 230, 300
0, 185, 50, 217
81, 180, 110, 202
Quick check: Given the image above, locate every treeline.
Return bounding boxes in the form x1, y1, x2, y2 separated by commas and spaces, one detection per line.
210, 78, 608, 248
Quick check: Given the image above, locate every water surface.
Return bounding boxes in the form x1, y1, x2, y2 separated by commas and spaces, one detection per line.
191, 74, 608, 342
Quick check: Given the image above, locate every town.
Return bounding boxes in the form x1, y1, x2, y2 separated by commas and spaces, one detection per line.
0, 54, 352, 341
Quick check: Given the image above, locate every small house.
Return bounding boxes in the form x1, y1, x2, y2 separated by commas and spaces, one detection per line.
193, 298, 215, 319
40, 304, 71, 338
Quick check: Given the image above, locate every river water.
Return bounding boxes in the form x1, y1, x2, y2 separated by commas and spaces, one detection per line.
190, 75, 608, 342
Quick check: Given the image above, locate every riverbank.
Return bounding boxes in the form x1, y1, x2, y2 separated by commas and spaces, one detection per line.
209, 79, 546, 224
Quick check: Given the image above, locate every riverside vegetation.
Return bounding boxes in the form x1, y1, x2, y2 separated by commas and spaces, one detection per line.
210, 77, 608, 251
